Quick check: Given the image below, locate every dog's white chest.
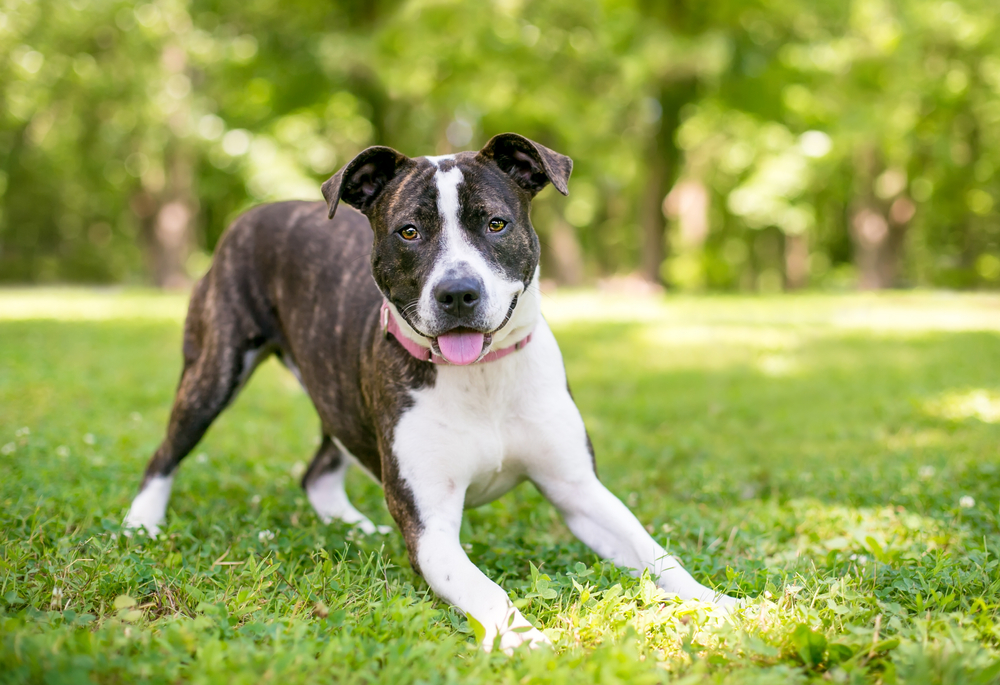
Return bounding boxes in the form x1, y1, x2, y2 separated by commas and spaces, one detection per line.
392, 321, 573, 510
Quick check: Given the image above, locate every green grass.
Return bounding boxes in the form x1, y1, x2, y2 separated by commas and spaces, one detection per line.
2, 288, 1000, 684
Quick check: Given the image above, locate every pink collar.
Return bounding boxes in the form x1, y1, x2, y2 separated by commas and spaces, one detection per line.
380, 300, 532, 365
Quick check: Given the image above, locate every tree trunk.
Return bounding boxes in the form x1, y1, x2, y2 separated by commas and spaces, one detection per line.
639, 151, 667, 284
135, 149, 196, 289
639, 79, 697, 286
850, 206, 911, 289
849, 146, 908, 289
135, 43, 196, 288
548, 215, 585, 286
784, 232, 809, 289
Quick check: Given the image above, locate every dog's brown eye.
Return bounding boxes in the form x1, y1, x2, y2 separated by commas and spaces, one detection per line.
399, 226, 420, 241
488, 219, 507, 233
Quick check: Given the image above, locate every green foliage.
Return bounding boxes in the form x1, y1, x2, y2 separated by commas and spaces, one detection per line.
2, 289, 1000, 683
0, 0, 998, 288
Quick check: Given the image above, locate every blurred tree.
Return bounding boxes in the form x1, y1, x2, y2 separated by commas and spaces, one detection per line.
0, 0, 997, 290
678, 0, 1000, 290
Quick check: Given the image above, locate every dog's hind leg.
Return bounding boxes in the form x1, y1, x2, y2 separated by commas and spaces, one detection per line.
302, 435, 390, 534
124, 282, 268, 537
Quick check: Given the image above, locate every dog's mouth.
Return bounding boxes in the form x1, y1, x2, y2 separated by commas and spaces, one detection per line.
429, 294, 520, 365
432, 328, 490, 365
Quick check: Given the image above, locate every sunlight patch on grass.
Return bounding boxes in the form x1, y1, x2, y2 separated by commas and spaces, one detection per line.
543, 290, 1000, 333
637, 324, 803, 350
925, 389, 1000, 424
828, 296, 1000, 332
0, 288, 188, 321
760, 500, 961, 567
627, 323, 806, 373
543, 573, 732, 660
881, 427, 951, 451
756, 354, 801, 377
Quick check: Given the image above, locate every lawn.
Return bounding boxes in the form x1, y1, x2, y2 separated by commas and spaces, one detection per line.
1, 288, 999, 684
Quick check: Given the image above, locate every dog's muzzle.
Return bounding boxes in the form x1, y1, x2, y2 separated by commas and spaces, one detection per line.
381, 298, 532, 365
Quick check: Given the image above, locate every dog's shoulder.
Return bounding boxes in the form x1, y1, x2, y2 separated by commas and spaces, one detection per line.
208, 200, 372, 282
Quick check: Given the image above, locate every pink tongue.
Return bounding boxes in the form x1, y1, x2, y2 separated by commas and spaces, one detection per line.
437, 331, 485, 365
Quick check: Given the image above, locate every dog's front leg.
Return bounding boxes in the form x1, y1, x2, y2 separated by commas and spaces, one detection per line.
536, 471, 738, 609
385, 487, 550, 652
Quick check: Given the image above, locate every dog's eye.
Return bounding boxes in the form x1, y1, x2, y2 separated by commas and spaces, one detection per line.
399, 226, 420, 241
488, 218, 507, 233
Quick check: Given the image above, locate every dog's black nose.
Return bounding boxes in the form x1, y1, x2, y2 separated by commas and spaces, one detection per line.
434, 277, 482, 316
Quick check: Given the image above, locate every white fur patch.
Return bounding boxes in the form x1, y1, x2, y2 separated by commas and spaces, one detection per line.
425, 154, 456, 167
489, 265, 540, 350
123, 475, 173, 538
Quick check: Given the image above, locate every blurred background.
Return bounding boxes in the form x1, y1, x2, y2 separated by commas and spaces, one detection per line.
1, 0, 998, 291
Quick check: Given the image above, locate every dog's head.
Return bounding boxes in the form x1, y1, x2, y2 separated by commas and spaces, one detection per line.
322, 133, 571, 363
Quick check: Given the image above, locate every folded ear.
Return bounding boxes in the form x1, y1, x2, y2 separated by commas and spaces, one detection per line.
321, 146, 411, 220
476, 133, 572, 197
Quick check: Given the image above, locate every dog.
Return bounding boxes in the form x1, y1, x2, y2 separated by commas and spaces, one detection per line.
124, 133, 737, 651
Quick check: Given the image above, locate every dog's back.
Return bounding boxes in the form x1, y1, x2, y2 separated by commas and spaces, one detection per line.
198, 200, 379, 349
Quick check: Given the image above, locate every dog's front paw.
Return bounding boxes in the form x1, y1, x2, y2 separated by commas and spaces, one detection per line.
487, 625, 551, 654
477, 610, 552, 654
710, 592, 742, 614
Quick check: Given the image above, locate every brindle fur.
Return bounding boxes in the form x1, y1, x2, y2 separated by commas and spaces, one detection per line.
139, 199, 438, 558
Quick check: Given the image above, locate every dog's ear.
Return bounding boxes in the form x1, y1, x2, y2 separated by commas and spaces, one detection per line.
477, 133, 572, 197
322, 146, 411, 220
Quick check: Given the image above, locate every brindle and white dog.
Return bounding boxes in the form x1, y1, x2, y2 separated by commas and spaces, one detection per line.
124, 134, 738, 651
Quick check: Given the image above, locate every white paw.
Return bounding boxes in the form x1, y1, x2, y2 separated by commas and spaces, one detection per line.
479, 609, 552, 654
710, 592, 742, 615
658, 582, 745, 617
486, 626, 551, 654
353, 518, 393, 535
121, 513, 160, 539
122, 476, 172, 539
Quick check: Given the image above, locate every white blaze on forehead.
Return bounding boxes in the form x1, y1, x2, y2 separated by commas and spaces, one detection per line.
426, 165, 499, 306
434, 166, 464, 236
425, 154, 456, 167
402, 157, 527, 343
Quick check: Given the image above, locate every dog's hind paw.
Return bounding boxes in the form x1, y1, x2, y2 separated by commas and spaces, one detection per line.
354, 519, 393, 535
121, 515, 160, 539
